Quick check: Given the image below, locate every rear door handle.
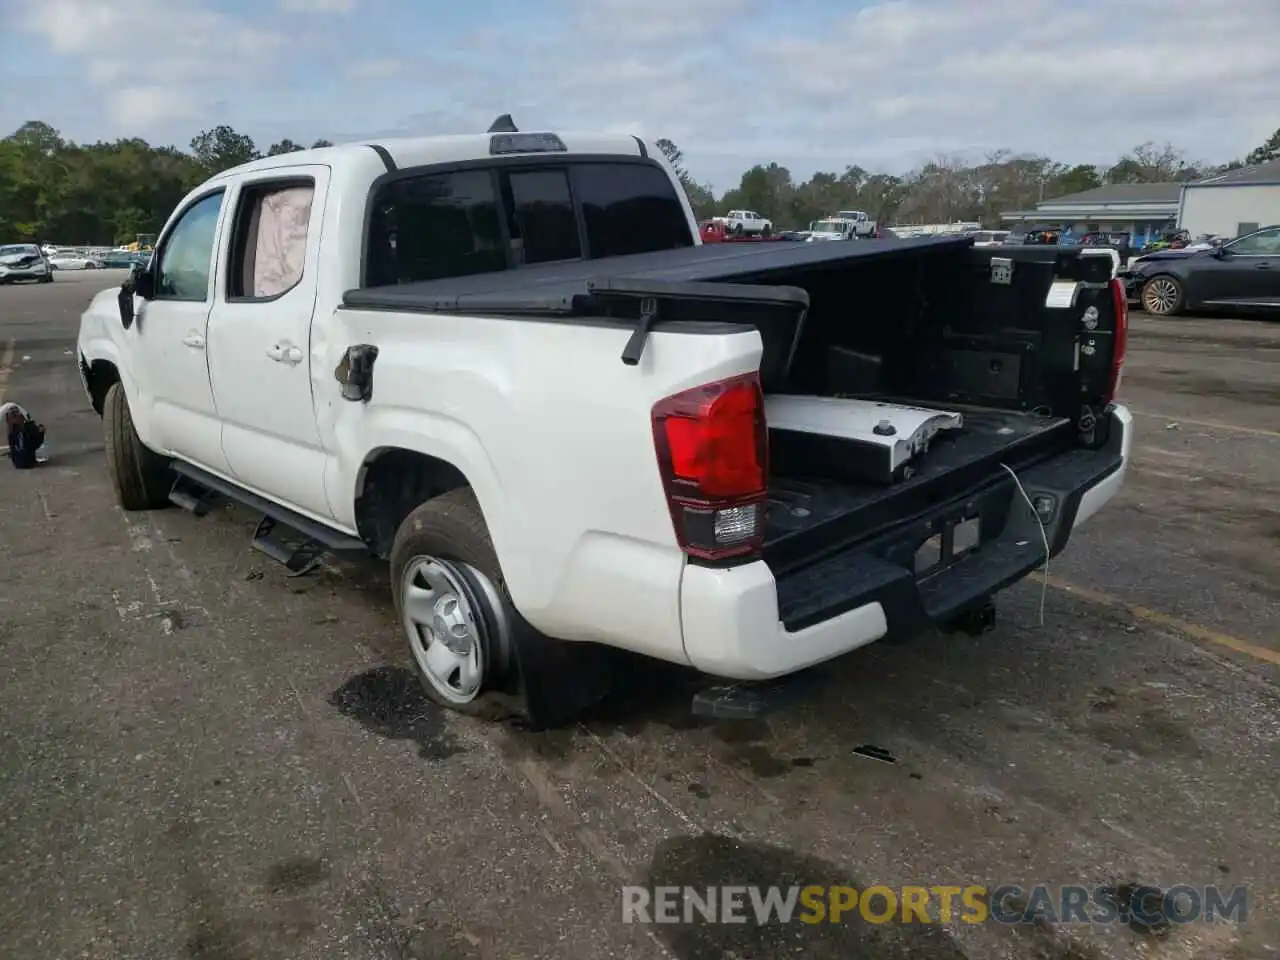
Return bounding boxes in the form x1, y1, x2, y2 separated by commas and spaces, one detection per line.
1255, 262, 1271, 269
182, 334, 205, 349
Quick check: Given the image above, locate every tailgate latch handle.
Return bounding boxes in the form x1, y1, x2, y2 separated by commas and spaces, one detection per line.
620, 297, 660, 367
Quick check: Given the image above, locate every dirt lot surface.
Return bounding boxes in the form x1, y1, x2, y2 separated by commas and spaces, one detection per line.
2, 271, 1277, 960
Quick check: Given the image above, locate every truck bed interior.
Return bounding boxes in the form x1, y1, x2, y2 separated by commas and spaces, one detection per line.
345, 236, 1123, 573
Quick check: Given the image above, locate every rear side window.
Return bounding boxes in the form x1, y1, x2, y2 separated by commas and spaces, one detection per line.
572, 163, 691, 256
503, 169, 581, 265
228, 180, 315, 300
365, 170, 505, 286
363, 159, 693, 286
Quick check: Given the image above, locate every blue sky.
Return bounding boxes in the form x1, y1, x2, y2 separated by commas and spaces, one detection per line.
3, 0, 1277, 191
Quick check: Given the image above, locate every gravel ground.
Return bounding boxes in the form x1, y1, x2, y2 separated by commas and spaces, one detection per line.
1, 271, 1277, 960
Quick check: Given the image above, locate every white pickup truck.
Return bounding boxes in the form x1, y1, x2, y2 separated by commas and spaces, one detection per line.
720, 210, 773, 236
77, 119, 1132, 727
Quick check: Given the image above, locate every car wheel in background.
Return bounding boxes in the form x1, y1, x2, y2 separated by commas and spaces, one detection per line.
1141, 275, 1184, 316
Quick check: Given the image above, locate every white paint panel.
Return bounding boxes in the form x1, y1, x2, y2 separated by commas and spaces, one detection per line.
1179, 185, 1280, 238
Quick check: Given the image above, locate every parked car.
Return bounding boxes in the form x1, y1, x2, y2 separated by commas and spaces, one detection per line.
0, 243, 54, 284
100, 250, 151, 269
721, 209, 773, 236
48, 251, 106, 270
969, 230, 1010, 247
700, 220, 784, 244
1004, 225, 1061, 245
1122, 224, 1280, 316
805, 218, 858, 241
77, 120, 1131, 728
833, 210, 879, 238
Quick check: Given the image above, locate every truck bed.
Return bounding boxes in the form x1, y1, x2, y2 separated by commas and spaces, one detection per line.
764, 407, 1074, 574
342, 234, 971, 314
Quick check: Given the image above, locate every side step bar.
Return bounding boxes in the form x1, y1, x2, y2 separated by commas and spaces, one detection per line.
168, 461, 368, 575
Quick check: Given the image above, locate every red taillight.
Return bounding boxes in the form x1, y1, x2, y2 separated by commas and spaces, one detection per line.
1107, 277, 1128, 403
652, 373, 767, 562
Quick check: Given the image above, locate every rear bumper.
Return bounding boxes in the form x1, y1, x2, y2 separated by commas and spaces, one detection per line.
679, 405, 1132, 680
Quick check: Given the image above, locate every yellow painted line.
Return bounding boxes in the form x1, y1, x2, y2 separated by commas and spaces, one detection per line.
1128, 408, 1280, 439
0, 337, 15, 403
1045, 574, 1280, 666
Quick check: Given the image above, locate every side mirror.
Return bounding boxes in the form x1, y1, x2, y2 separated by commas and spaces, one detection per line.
1211, 245, 1229, 259
133, 264, 155, 299
117, 264, 154, 329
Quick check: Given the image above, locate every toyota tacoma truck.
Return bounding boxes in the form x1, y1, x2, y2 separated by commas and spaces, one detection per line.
76, 117, 1132, 728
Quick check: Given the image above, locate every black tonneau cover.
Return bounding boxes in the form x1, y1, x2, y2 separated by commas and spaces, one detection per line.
341, 234, 973, 315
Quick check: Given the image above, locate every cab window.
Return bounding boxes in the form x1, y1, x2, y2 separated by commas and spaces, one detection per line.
155, 191, 225, 300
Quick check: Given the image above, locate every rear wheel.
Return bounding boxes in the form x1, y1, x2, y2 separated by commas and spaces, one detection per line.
391, 490, 519, 717
1141, 275, 1183, 316
389, 488, 613, 726
103, 382, 172, 510
732, 222, 744, 235
84, 262, 97, 270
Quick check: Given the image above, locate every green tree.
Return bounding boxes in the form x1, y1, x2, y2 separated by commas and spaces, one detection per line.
189, 125, 258, 174
1244, 127, 1280, 166
311, 138, 334, 149
267, 138, 306, 156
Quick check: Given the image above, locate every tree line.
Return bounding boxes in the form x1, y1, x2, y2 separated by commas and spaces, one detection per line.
2, 117, 1277, 246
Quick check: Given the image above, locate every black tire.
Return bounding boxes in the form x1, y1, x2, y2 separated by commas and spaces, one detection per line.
103, 382, 171, 510
762, 224, 773, 237
84, 262, 96, 270
390, 489, 612, 726
732, 222, 744, 235
41, 272, 53, 284
1141, 275, 1184, 316
390, 489, 521, 718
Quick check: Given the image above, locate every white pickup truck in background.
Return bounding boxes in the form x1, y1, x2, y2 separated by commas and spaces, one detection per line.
77, 117, 1132, 728
720, 209, 774, 235
834, 210, 878, 238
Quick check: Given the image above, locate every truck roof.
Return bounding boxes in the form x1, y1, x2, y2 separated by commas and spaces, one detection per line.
209, 130, 650, 181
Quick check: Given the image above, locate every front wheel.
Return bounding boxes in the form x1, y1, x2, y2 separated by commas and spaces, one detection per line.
103, 382, 172, 510
1141, 275, 1184, 316
83, 262, 97, 270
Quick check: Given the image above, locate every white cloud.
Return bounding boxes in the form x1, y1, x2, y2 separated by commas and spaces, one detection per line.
6, 0, 1278, 189
20, 0, 286, 127
280, 0, 355, 12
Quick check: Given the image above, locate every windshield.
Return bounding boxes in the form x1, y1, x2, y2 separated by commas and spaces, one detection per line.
0, 245, 38, 255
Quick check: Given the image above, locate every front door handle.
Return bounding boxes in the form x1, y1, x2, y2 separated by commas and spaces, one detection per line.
182, 333, 205, 349
1255, 262, 1271, 269
267, 344, 304, 365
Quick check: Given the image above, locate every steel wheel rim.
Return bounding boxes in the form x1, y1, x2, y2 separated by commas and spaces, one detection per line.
401, 556, 486, 704
1143, 278, 1178, 315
